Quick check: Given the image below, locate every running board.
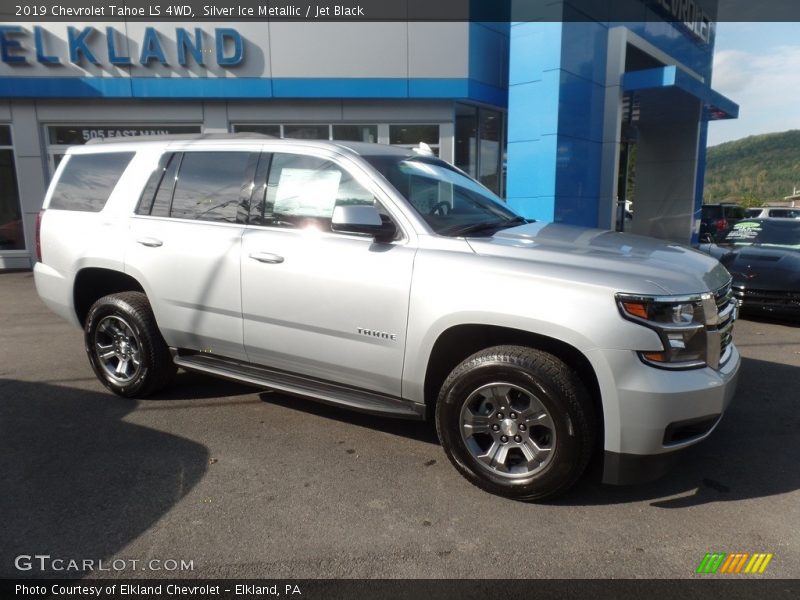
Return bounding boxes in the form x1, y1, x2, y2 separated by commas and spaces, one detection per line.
173, 352, 424, 420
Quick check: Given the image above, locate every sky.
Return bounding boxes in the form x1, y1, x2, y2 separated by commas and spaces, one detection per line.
707, 22, 800, 146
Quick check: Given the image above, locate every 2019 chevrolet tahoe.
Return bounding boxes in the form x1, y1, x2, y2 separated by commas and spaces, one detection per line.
34, 134, 740, 500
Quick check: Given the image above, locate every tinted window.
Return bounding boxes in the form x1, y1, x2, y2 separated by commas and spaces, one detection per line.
725, 206, 747, 219
136, 153, 176, 216
170, 152, 254, 223
49, 153, 134, 212
701, 205, 721, 219
256, 153, 380, 230
768, 208, 800, 218
151, 154, 180, 217
721, 220, 800, 249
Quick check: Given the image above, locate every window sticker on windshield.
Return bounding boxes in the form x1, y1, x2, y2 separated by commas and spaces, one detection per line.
726, 221, 762, 240
274, 168, 342, 217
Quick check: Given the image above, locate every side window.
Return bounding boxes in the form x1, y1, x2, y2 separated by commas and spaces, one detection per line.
150, 153, 180, 217
769, 209, 800, 218
170, 152, 255, 223
50, 152, 135, 212
136, 152, 178, 216
258, 153, 383, 231
728, 206, 747, 219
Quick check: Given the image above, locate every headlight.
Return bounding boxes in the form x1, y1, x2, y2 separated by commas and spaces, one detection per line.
616, 293, 709, 369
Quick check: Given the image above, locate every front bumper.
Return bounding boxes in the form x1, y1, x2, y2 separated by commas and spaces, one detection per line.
589, 344, 741, 485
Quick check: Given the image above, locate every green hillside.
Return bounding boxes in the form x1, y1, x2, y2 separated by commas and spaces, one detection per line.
703, 130, 800, 205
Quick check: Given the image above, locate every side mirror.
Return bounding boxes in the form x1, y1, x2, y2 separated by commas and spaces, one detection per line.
331, 205, 396, 242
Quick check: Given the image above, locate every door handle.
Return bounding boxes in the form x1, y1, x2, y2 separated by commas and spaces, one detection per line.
249, 252, 284, 264
137, 237, 163, 248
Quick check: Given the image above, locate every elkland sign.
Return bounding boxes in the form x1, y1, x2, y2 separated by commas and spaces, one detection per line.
0, 26, 244, 67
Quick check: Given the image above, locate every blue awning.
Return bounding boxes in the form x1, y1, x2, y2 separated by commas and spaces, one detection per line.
622, 65, 738, 121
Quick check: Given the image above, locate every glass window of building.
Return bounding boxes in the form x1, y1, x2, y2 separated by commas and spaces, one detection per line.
0, 126, 24, 251
455, 105, 478, 177
390, 124, 440, 155
332, 125, 377, 143
232, 124, 281, 138
44, 124, 201, 175
282, 124, 330, 140
454, 105, 504, 195
234, 124, 379, 143
479, 108, 502, 194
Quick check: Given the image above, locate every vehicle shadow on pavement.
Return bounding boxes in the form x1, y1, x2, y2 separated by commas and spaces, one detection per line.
555, 357, 800, 507
148, 370, 255, 401
258, 391, 440, 446
0, 379, 209, 578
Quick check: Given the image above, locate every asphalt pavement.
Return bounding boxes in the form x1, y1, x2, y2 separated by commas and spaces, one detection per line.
1, 271, 799, 579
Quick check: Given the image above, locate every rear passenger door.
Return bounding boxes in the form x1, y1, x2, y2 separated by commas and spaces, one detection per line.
125, 148, 258, 360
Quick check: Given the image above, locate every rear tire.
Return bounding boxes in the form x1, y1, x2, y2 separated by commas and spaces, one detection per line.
436, 345, 596, 501
84, 292, 176, 398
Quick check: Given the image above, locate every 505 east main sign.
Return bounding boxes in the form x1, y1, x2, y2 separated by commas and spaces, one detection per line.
0, 26, 244, 67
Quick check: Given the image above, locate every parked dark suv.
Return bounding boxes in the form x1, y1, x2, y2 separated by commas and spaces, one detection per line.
700, 203, 747, 241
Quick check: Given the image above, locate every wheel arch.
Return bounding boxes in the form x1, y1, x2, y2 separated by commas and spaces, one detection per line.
73, 267, 145, 327
422, 324, 603, 442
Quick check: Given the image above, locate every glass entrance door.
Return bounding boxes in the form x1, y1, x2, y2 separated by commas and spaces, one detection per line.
0, 126, 24, 251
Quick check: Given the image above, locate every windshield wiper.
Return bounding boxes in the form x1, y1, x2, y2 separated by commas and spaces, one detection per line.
441, 216, 528, 237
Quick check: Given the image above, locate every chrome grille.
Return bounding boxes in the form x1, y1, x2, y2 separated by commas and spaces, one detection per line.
710, 280, 736, 367
715, 281, 733, 312
733, 286, 800, 307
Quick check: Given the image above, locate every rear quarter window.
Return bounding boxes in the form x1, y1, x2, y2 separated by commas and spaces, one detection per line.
702, 205, 721, 219
768, 209, 800, 218
49, 152, 135, 212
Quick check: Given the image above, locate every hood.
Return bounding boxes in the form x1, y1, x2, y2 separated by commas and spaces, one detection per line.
466, 222, 731, 296
704, 244, 800, 292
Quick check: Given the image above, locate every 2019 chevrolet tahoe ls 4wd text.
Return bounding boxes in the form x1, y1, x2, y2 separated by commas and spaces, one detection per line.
34, 134, 740, 500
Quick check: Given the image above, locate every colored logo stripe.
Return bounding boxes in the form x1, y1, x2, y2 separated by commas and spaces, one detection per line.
720, 553, 748, 573
697, 553, 773, 574
697, 553, 727, 573
745, 553, 773, 574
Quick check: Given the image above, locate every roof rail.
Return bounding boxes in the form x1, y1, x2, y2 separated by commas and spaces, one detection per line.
85, 132, 276, 145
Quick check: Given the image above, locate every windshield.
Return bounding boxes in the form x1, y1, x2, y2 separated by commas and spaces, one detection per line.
720, 219, 800, 250
363, 154, 525, 236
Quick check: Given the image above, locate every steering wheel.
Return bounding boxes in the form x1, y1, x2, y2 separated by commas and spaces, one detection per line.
429, 201, 451, 216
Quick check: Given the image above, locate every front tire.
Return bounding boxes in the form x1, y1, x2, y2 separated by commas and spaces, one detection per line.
84, 292, 176, 398
436, 345, 596, 501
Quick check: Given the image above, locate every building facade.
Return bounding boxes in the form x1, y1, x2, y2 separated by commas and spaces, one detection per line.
0, 1, 735, 270
506, 0, 737, 243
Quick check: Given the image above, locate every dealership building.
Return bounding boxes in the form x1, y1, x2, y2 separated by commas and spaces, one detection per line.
0, 1, 736, 269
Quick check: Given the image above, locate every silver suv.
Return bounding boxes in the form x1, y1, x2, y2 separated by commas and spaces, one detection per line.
34, 135, 740, 500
